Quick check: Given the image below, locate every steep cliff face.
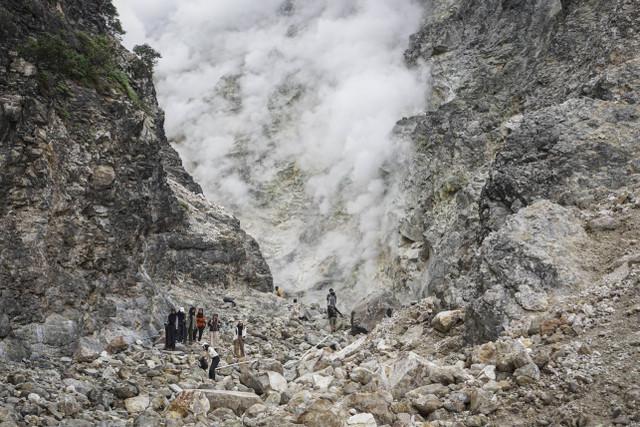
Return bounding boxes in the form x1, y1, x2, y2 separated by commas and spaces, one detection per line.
396, 0, 640, 342
0, 0, 272, 360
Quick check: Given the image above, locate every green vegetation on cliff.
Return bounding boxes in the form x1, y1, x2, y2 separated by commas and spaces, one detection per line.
19, 30, 141, 108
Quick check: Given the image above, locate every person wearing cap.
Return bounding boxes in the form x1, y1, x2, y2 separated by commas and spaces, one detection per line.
233, 320, 247, 357
177, 307, 186, 343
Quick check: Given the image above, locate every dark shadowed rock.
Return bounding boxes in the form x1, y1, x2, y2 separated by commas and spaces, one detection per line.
351, 290, 400, 334
106, 336, 129, 354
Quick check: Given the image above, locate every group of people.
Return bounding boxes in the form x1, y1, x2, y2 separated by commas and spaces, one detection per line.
166, 286, 344, 382
165, 287, 343, 380
164, 306, 247, 360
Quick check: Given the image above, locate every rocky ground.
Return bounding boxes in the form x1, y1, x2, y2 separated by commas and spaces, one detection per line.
1, 253, 639, 427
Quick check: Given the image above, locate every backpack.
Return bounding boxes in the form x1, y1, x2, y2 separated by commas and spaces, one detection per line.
199, 356, 208, 370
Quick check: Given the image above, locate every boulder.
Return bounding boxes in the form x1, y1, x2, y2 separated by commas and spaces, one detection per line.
410, 383, 449, 398
345, 413, 377, 427
91, 165, 116, 188
58, 394, 82, 417
469, 389, 498, 415
329, 336, 367, 362
258, 359, 284, 374
297, 399, 349, 427
198, 389, 262, 416
343, 391, 394, 425
244, 403, 268, 418
40, 314, 78, 347
125, 395, 150, 414
431, 310, 463, 332
406, 391, 442, 416
267, 371, 288, 393
240, 371, 267, 394
471, 339, 533, 373
72, 337, 105, 363
0, 313, 10, 338
514, 363, 540, 384
164, 390, 210, 418
62, 378, 93, 397
240, 370, 287, 394
378, 352, 462, 399
349, 367, 375, 385
115, 384, 139, 399
351, 290, 400, 334
286, 390, 314, 416
106, 336, 129, 354
467, 202, 589, 342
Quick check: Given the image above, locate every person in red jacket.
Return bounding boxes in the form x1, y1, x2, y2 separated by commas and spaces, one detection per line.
196, 308, 206, 342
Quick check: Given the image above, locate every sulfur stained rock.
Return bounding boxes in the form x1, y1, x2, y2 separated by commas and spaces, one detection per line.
164, 390, 210, 418
469, 389, 498, 415
432, 310, 463, 333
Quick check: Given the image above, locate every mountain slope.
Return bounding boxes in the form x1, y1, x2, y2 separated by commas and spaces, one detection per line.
0, 0, 272, 361
394, 0, 640, 343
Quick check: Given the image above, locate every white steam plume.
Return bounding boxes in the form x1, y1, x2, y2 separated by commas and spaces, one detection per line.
114, 0, 428, 306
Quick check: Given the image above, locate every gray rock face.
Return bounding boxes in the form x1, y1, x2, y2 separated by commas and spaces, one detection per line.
393, 0, 640, 342
0, 0, 272, 360
467, 201, 589, 341
350, 290, 399, 334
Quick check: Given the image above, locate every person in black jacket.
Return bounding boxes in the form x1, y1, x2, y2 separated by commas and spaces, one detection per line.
165, 308, 177, 350
187, 307, 196, 344
177, 307, 186, 343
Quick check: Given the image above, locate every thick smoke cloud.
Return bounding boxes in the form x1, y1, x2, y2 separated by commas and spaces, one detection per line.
114, 0, 427, 305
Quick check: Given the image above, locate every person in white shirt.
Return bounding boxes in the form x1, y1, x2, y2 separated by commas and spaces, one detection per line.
202, 343, 220, 380
233, 321, 247, 357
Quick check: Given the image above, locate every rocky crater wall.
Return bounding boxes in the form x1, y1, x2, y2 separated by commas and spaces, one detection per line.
0, 0, 272, 361
393, 0, 640, 342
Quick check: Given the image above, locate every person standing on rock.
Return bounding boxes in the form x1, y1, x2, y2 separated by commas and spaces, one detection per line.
327, 304, 338, 332
326, 288, 344, 317
177, 307, 186, 343
327, 288, 337, 307
208, 314, 221, 347
165, 308, 177, 350
196, 308, 206, 342
275, 286, 283, 297
187, 307, 196, 344
203, 343, 221, 380
233, 320, 247, 358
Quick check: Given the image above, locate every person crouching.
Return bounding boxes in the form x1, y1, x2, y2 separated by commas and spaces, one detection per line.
201, 343, 220, 380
